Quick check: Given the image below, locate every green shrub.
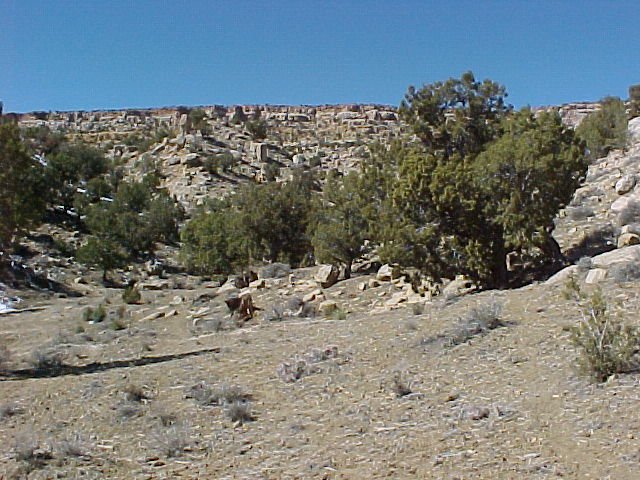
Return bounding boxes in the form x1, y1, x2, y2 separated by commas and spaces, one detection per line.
82, 304, 106, 323
122, 285, 141, 304
576, 96, 628, 160
566, 279, 640, 381
245, 119, 267, 140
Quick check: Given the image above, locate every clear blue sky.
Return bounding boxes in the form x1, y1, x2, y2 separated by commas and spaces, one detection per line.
2, 0, 639, 113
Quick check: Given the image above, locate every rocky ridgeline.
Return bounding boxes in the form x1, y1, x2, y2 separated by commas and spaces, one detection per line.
16, 102, 602, 212
17, 105, 404, 210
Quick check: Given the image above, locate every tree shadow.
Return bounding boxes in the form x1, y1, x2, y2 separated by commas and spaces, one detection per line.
1, 347, 220, 381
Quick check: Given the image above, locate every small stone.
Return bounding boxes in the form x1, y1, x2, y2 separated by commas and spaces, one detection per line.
585, 268, 608, 284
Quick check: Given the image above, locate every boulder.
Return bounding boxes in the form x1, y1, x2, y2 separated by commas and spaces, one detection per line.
385, 291, 407, 307
621, 224, 640, 235
318, 300, 338, 315
585, 268, 608, 284
546, 265, 579, 285
629, 116, 640, 142
592, 245, 640, 268
617, 233, 640, 248
442, 276, 475, 299
368, 278, 381, 288
615, 174, 636, 195
376, 264, 401, 282
249, 278, 266, 289
303, 289, 324, 303
315, 264, 339, 288
611, 195, 640, 213
252, 142, 268, 162
217, 281, 238, 295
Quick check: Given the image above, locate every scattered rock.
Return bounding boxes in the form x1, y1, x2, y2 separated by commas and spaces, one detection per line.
140, 311, 166, 322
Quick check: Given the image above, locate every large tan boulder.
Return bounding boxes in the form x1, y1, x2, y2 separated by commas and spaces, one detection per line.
442, 276, 475, 299
376, 264, 401, 282
319, 300, 338, 315
617, 233, 640, 248
314, 264, 339, 288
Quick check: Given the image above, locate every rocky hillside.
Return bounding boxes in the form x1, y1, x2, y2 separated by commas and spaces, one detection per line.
15, 102, 599, 213
4, 104, 640, 479
17, 105, 403, 211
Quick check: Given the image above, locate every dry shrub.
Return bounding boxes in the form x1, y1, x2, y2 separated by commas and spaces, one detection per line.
567, 280, 640, 381
151, 424, 192, 458
30, 348, 65, 372
187, 382, 248, 406
276, 346, 340, 382
447, 300, 504, 346
55, 432, 90, 459
226, 400, 253, 424
123, 384, 150, 403
391, 371, 412, 397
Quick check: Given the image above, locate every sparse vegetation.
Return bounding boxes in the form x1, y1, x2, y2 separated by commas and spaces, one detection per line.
122, 284, 141, 304
82, 304, 106, 323
576, 96, 628, 160
55, 432, 90, 459
566, 278, 640, 381
226, 400, 253, 424
391, 371, 412, 397
30, 348, 65, 371
187, 382, 248, 406
152, 424, 192, 457
123, 383, 150, 403
276, 346, 339, 382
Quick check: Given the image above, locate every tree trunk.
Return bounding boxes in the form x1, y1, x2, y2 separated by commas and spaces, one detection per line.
491, 242, 508, 289
541, 230, 566, 264
344, 261, 352, 280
